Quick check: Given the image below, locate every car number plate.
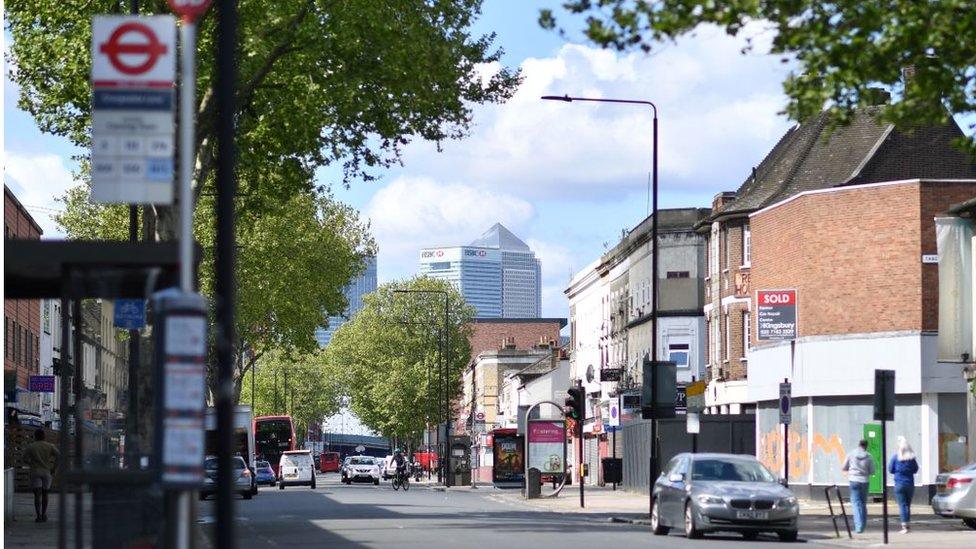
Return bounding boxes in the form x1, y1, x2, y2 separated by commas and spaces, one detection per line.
736, 510, 769, 520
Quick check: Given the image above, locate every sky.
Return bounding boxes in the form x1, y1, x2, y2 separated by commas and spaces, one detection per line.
3, 1, 795, 323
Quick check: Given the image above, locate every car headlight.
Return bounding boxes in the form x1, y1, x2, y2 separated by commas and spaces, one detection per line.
778, 496, 798, 507
696, 494, 725, 505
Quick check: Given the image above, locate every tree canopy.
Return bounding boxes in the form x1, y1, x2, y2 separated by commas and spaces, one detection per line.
325, 277, 474, 441
540, 1, 976, 154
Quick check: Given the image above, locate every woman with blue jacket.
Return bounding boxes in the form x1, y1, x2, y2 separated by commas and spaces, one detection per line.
888, 436, 919, 534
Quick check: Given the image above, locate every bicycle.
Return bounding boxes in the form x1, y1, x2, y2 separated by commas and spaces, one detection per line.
391, 468, 410, 491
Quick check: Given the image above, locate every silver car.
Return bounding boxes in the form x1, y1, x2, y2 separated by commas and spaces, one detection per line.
201, 455, 254, 500
651, 453, 799, 541
931, 462, 976, 529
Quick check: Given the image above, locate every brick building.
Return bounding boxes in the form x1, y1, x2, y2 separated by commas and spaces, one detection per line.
698, 104, 976, 496
467, 318, 565, 362
4, 184, 43, 420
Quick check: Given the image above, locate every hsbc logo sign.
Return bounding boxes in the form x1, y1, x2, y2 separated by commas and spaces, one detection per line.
464, 249, 487, 257
421, 250, 445, 259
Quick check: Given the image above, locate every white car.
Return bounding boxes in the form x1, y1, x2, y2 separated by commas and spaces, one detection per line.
278, 450, 316, 490
342, 456, 381, 485
382, 455, 401, 480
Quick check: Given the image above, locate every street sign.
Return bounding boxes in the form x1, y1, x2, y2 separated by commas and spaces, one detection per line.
757, 289, 798, 340
600, 368, 622, 382
874, 369, 895, 421
475, 411, 485, 422
675, 386, 687, 413
91, 16, 176, 205
779, 382, 792, 424
114, 298, 146, 329
608, 400, 620, 427
686, 380, 706, 413
168, 0, 212, 23
29, 375, 56, 393
686, 412, 701, 434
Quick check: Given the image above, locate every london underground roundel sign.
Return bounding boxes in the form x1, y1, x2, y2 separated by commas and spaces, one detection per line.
168, 0, 212, 23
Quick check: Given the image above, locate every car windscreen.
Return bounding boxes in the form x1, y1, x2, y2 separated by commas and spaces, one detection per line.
206, 457, 246, 470
256, 461, 270, 468
349, 457, 373, 465
691, 458, 776, 482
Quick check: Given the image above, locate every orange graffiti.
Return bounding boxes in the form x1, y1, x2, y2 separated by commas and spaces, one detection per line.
759, 428, 845, 480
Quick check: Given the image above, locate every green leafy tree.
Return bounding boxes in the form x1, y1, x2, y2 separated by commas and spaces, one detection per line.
325, 277, 473, 441
540, 1, 976, 154
240, 349, 343, 442
6, 0, 520, 238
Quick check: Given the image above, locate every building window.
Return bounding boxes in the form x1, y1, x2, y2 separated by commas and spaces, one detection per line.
743, 311, 751, 355
742, 223, 751, 267
710, 223, 720, 276
724, 312, 731, 361
666, 271, 690, 279
668, 343, 690, 368
4, 318, 9, 359
705, 319, 711, 365
724, 228, 731, 269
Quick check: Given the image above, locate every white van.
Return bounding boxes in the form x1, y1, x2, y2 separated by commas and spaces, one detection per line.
278, 450, 316, 490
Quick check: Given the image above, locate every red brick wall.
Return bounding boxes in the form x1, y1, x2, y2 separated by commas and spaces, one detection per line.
467, 320, 562, 362
750, 180, 976, 341
4, 186, 43, 389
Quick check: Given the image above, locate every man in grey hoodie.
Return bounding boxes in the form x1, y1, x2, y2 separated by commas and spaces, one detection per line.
842, 439, 876, 533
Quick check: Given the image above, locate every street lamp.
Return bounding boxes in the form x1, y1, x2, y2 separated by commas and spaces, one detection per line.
541, 93, 660, 511
393, 289, 452, 486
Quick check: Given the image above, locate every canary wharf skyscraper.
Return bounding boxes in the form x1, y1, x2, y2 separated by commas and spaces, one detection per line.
419, 224, 541, 318
316, 255, 378, 346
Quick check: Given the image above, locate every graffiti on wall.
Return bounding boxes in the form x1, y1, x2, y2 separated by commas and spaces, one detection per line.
759, 427, 846, 481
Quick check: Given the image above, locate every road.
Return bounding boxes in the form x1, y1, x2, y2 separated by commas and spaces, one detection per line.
198, 473, 838, 548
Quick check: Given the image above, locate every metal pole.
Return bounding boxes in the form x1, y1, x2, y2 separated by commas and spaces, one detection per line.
72, 299, 83, 549
578, 380, 585, 508
57, 290, 70, 549
125, 0, 141, 470
250, 357, 255, 416
612, 428, 616, 491
179, 22, 196, 293
648, 112, 660, 517
784, 377, 790, 487
882, 416, 889, 543
444, 294, 451, 488
215, 0, 238, 547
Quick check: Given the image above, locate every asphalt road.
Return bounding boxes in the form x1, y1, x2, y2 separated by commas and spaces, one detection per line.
197, 473, 848, 549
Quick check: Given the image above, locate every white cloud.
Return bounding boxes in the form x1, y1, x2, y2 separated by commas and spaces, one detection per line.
365, 176, 535, 281
3, 151, 76, 237
398, 25, 792, 198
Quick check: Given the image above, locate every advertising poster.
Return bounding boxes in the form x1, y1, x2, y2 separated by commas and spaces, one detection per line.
527, 421, 564, 473
492, 432, 524, 483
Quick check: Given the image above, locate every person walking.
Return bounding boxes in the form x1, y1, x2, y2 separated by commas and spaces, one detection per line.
23, 429, 60, 522
842, 439, 876, 534
889, 436, 919, 534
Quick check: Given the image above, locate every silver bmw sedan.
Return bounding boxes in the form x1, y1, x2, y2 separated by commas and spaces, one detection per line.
651, 452, 799, 542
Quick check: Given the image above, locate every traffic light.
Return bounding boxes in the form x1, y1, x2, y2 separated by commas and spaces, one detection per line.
641, 355, 677, 419
565, 385, 584, 421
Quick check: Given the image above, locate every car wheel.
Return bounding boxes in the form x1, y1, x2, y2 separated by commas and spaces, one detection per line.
374, 479, 380, 486
650, 498, 670, 535
963, 518, 976, 530
243, 491, 252, 500
777, 530, 798, 542
684, 502, 703, 539
742, 531, 759, 540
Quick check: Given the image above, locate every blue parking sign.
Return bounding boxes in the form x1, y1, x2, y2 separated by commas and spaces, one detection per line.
114, 299, 146, 329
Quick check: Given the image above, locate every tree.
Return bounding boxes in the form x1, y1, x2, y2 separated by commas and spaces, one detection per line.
57, 187, 375, 401
239, 349, 343, 442
325, 277, 474, 441
540, 1, 976, 154
7, 0, 521, 239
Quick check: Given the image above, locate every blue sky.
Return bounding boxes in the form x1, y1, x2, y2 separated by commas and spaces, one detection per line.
4, 1, 796, 319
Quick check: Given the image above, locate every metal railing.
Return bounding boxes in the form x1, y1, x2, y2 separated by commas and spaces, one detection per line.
825, 484, 853, 539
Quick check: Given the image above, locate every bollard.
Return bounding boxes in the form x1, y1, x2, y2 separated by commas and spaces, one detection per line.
526, 468, 542, 499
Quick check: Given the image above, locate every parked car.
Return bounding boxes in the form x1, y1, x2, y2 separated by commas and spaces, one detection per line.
320, 451, 341, 473
254, 460, 277, 487
278, 450, 316, 490
201, 455, 254, 500
342, 455, 381, 485
382, 455, 397, 480
650, 453, 799, 542
932, 461, 976, 529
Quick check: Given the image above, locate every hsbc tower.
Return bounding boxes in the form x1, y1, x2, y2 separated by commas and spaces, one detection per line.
419, 224, 541, 318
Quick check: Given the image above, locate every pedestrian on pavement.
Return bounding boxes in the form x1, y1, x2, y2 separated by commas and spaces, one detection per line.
889, 436, 919, 534
842, 439, 875, 534
23, 429, 60, 523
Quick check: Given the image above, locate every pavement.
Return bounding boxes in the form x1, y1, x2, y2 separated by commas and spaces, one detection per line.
7, 476, 975, 548
4, 491, 90, 548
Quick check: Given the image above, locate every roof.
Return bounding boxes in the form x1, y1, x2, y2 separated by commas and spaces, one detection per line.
470, 317, 568, 328
603, 207, 710, 265
712, 107, 976, 221
468, 223, 531, 251
511, 352, 559, 379
4, 184, 44, 236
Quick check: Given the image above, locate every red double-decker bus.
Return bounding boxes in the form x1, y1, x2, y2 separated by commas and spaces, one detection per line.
254, 415, 296, 476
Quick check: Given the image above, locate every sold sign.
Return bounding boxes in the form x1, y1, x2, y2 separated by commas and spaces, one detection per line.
168, 0, 212, 23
